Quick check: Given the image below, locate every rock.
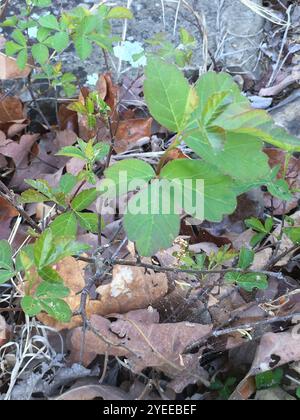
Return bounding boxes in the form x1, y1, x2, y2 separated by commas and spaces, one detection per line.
270, 91, 300, 137
256, 387, 296, 401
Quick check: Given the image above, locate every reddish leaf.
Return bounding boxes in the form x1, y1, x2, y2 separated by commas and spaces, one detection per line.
0, 197, 19, 221
114, 118, 153, 153
0, 96, 25, 123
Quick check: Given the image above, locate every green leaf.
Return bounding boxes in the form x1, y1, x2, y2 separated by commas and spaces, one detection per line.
0, 240, 14, 271
31, 43, 49, 65
5, 41, 24, 55
194, 72, 247, 117
104, 159, 155, 195
256, 369, 284, 390
21, 189, 49, 204
59, 173, 77, 195
38, 266, 64, 283
74, 36, 92, 60
185, 132, 270, 184
34, 229, 53, 269
76, 212, 103, 233
267, 179, 293, 201
107, 7, 133, 19
40, 298, 72, 322
124, 180, 181, 256
225, 272, 268, 292
56, 146, 86, 160
38, 14, 60, 31
46, 239, 90, 265
238, 247, 254, 270
47, 31, 69, 52
12, 29, 27, 47
245, 218, 267, 233
0, 270, 15, 284
37, 27, 52, 43
160, 159, 237, 222
144, 56, 198, 132
36, 281, 70, 299
17, 49, 28, 70
250, 232, 267, 248
283, 227, 300, 244
17, 246, 34, 271
21, 296, 42, 317
94, 143, 110, 161
71, 188, 98, 211
50, 212, 77, 238
33, 0, 52, 7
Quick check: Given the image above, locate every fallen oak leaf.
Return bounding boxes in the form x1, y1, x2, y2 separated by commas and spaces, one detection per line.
0, 53, 32, 80
68, 310, 212, 388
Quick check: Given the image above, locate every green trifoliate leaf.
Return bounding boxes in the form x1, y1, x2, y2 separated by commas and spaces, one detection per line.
225, 272, 268, 292
38, 14, 60, 31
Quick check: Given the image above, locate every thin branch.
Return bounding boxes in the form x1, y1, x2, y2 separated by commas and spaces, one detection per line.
184, 312, 300, 353
0, 180, 42, 233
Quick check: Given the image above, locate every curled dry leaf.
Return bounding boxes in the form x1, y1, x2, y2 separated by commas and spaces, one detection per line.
0, 53, 32, 80
95, 263, 168, 315
251, 330, 300, 374
68, 310, 212, 390
114, 117, 153, 153
231, 329, 300, 400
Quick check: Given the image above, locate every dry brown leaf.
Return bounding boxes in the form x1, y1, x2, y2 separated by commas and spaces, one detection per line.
68, 310, 212, 387
251, 330, 300, 373
0, 96, 26, 123
0, 196, 19, 222
0, 53, 32, 80
95, 263, 168, 315
0, 134, 39, 166
114, 118, 153, 153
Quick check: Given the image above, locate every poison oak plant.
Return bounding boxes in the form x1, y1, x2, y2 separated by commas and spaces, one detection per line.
104, 56, 298, 257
